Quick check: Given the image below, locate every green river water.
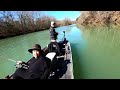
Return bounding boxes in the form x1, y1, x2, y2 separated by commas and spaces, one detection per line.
0, 25, 120, 79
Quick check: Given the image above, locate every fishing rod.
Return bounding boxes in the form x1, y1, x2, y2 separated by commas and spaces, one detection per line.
0, 56, 16, 63
0, 55, 29, 69
1, 56, 29, 79
7, 58, 16, 63
0, 56, 17, 79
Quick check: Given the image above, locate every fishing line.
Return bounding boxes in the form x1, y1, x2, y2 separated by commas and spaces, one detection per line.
0, 56, 16, 63
7, 58, 16, 63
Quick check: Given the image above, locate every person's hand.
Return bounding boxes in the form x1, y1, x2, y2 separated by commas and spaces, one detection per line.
16, 61, 22, 65
15, 61, 22, 68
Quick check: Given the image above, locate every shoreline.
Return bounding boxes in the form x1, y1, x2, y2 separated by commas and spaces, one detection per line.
0, 27, 50, 40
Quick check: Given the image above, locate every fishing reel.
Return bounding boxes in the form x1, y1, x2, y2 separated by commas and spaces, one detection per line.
15, 61, 29, 69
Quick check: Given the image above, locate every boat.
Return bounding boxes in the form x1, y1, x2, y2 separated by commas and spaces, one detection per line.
5, 31, 74, 79
43, 31, 74, 79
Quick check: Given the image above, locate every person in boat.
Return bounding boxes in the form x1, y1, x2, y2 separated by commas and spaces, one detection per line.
49, 21, 58, 41
12, 44, 51, 79
48, 21, 61, 56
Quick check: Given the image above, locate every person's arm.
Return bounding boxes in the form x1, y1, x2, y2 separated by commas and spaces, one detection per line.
15, 57, 34, 69
40, 57, 51, 79
52, 28, 58, 36
15, 61, 29, 69
42, 46, 49, 56
40, 67, 51, 79
26, 57, 34, 64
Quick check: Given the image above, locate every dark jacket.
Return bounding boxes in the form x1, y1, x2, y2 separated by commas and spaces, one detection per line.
26, 56, 50, 79
13, 55, 51, 79
49, 27, 58, 40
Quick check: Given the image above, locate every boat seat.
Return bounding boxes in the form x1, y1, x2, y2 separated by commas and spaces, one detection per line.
46, 52, 56, 61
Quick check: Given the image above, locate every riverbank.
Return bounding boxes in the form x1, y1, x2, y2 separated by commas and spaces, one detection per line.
0, 24, 73, 40
76, 11, 120, 28
0, 27, 49, 39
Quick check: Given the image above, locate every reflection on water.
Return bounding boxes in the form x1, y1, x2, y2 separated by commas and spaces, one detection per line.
80, 27, 120, 79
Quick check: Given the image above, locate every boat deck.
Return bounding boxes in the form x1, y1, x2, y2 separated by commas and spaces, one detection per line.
60, 42, 74, 79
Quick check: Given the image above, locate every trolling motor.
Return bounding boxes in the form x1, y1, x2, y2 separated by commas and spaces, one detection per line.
63, 31, 65, 39
63, 31, 68, 43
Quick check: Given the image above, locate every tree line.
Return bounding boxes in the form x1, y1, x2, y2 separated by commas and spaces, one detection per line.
0, 11, 75, 39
